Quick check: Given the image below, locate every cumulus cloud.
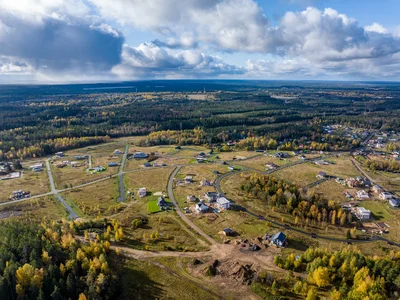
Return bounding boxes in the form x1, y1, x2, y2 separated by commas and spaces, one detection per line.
112, 43, 244, 79
1, 0, 400, 81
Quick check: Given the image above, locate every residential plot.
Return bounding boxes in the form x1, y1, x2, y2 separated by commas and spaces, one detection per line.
173, 164, 228, 207
273, 157, 360, 186
0, 168, 50, 202
308, 180, 350, 202
124, 167, 174, 196
236, 155, 293, 171
0, 196, 67, 222
60, 177, 120, 217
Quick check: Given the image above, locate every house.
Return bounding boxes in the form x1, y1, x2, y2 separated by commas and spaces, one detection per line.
198, 152, 206, 157
204, 192, 219, 202
138, 188, 147, 198
228, 166, 235, 171
10, 190, 30, 200
187, 195, 197, 202
216, 197, 231, 210
153, 161, 166, 167
316, 172, 327, 179
88, 166, 106, 174
355, 207, 371, 220
184, 176, 193, 183
195, 202, 209, 213
199, 179, 213, 186
157, 197, 168, 209
133, 152, 148, 159
143, 162, 152, 168
346, 178, 359, 188
222, 228, 234, 236
298, 155, 307, 161
356, 190, 370, 199
114, 149, 123, 155
29, 163, 44, 170
265, 163, 278, 170
389, 199, 400, 208
55, 152, 64, 158
372, 185, 383, 194
274, 152, 289, 159
315, 160, 329, 166
335, 177, 344, 184
379, 192, 392, 200
196, 157, 206, 163
270, 232, 287, 247
74, 155, 88, 160
108, 162, 119, 167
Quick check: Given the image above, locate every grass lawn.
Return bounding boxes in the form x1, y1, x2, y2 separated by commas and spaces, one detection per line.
214, 150, 260, 161
148, 200, 162, 213
60, 177, 121, 217
0, 195, 68, 223
0, 168, 50, 202
114, 255, 219, 300
359, 166, 400, 197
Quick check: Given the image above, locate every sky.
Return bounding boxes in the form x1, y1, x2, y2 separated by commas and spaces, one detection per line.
1, 0, 400, 83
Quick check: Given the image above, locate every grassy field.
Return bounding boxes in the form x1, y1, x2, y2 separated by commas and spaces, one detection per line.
236, 155, 293, 171
115, 207, 207, 251
114, 255, 220, 300
124, 167, 174, 197
273, 157, 360, 187
0, 168, 50, 202
60, 177, 120, 217
0, 196, 68, 223
308, 180, 351, 202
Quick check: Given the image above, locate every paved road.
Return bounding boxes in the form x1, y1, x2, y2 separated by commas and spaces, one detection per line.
117, 145, 129, 202
167, 166, 217, 245
46, 160, 78, 219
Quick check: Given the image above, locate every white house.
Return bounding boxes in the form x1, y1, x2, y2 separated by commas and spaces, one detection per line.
355, 207, 371, 220
133, 152, 148, 159
379, 192, 392, 200
356, 190, 370, 199
195, 202, 209, 213
389, 199, 400, 208
216, 197, 231, 209
187, 195, 197, 202
138, 187, 147, 198
204, 192, 219, 202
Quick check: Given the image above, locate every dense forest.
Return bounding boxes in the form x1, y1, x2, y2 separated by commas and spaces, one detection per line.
274, 247, 400, 299
0, 221, 118, 299
1, 82, 400, 160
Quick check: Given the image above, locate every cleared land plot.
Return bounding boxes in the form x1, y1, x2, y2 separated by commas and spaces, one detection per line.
237, 155, 293, 171
71, 141, 127, 155
116, 256, 219, 300
168, 146, 209, 157
0, 169, 50, 202
115, 208, 207, 251
60, 178, 120, 217
308, 180, 350, 203
129, 145, 177, 155
273, 158, 360, 187
214, 151, 261, 161
0, 196, 67, 222
124, 167, 174, 197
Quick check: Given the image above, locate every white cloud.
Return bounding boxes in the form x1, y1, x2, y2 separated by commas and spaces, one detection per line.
364, 23, 388, 34
112, 43, 244, 79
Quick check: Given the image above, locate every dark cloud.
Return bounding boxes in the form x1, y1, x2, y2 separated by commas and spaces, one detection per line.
0, 14, 124, 73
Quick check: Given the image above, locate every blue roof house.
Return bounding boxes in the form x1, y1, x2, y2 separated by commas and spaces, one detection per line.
270, 232, 287, 247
